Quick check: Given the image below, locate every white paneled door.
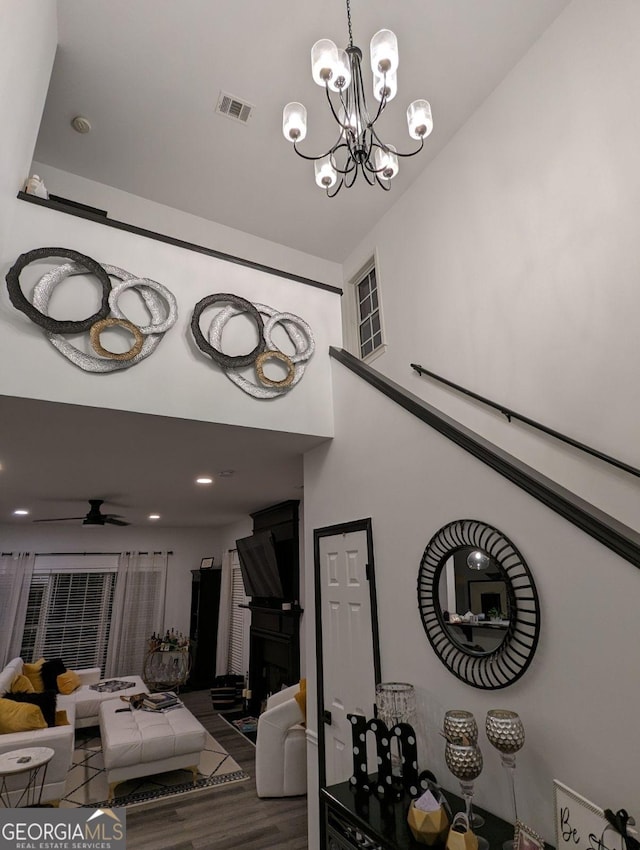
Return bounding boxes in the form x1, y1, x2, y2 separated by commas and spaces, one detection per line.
317, 523, 379, 787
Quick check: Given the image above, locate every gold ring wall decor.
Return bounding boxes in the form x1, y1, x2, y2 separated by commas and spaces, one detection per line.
89, 317, 145, 361
417, 519, 540, 690
255, 350, 296, 387
6, 251, 177, 372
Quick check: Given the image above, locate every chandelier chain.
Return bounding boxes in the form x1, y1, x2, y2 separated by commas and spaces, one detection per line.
346, 0, 354, 48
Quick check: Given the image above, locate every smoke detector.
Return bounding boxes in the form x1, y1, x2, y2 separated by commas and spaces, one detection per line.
215, 92, 254, 124
71, 115, 92, 134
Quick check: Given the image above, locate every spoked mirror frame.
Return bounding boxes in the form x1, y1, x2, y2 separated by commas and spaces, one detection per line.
417, 519, 540, 689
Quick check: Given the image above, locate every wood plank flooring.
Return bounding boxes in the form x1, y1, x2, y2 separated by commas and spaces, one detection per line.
125, 689, 309, 850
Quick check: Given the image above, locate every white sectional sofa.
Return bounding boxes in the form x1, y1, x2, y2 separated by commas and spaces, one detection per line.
0, 657, 145, 805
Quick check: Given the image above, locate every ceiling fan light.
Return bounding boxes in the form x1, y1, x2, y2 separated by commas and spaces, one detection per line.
407, 99, 433, 139
328, 49, 352, 92
311, 39, 340, 87
282, 102, 307, 142
314, 156, 338, 189
374, 145, 399, 179
373, 69, 397, 103
370, 29, 399, 75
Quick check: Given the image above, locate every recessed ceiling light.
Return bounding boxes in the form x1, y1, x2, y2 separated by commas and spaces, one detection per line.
217, 470, 235, 478
196, 477, 213, 485
148, 514, 160, 520
13, 509, 29, 516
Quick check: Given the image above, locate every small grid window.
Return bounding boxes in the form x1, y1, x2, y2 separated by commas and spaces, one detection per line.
357, 266, 383, 358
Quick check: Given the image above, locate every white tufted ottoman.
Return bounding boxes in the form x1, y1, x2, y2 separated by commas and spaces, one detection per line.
99, 697, 207, 801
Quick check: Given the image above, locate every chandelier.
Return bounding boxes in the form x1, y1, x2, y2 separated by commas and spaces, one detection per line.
282, 0, 433, 197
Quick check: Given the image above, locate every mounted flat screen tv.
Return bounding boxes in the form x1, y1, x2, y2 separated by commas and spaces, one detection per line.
236, 531, 284, 600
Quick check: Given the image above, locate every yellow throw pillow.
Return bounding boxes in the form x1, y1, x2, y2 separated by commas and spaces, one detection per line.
57, 670, 81, 695
294, 678, 307, 723
55, 709, 70, 727
22, 658, 45, 693
10, 674, 35, 694
0, 698, 47, 733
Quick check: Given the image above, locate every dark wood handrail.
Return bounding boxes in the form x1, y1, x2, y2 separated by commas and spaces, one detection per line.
411, 362, 640, 480
16, 192, 343, 295
329, 347, 640, 569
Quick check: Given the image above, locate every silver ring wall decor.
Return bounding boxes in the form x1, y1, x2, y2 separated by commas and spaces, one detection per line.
8, 254, 177, 372
192, 295, 315, 399
417, 519, 540, 689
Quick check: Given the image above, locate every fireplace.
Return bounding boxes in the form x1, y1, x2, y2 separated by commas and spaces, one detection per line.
248, 606, 302, 712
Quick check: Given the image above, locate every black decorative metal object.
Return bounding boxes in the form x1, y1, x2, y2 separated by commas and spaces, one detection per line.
6, 247, 112, 333
190, 293, 266, 368
417, 519, 540, 690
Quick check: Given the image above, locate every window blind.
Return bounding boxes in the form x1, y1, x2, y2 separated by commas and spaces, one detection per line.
227, 564, 248, 675
21, 571, 116, 670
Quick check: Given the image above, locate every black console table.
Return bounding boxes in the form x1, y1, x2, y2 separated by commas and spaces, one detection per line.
321, 778, 532, 850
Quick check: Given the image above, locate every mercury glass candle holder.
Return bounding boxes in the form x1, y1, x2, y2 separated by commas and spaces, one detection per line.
443, 710, 478, 745
485, 710, 525, 850
444, 742, 489, 850
443, 711, 483, 828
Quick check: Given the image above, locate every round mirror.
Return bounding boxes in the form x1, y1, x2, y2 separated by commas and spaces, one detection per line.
417, 519, 540, 689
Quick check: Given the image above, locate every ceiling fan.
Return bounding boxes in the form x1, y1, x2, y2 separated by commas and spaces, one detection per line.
33, 499, 130, 527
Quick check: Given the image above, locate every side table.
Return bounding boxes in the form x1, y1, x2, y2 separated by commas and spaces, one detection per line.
0, 747, 55, 807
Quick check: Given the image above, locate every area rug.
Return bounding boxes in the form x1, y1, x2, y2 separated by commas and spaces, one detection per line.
219, 711, 258, 745
61, 728, 249, 809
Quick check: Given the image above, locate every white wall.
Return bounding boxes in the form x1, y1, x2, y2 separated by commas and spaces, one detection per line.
343, 0, 640, 531
0, 200, 342, 438
0, 1, 56, 252
30, 163, 343, 288
304, 362, 639, 845
0, 522, 221, 638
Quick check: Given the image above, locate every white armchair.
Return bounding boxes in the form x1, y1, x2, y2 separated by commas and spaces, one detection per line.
255, 683, 307, 798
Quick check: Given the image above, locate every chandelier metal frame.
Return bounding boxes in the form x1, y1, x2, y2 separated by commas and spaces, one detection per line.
283, 0, 433, 197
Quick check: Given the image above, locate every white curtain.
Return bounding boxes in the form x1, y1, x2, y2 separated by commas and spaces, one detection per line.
0, 552, 34, 667
105, 551, 168, 678
215, 549, 233, 676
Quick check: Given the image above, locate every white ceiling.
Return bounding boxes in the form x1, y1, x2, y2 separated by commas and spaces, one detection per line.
33, 0, 571, 262
0, 395, 324, 529
14, 0, 571, 531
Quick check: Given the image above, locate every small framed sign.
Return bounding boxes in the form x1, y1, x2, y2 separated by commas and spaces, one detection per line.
515, 821, 544, 850
554, 780, 625, 850
200, 557, 214, 570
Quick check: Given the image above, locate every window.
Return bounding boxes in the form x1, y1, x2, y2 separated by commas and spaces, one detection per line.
20, 554, 118, 673
355, 264, 384, 360
227, 553, 250, 676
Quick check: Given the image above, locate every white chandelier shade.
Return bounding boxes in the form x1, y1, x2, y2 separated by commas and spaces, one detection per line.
283, 0, 433, 196
282, 102, 308, 142
407, 99, 434, 140
370, 29, 399, 75
314, 156, 338, 189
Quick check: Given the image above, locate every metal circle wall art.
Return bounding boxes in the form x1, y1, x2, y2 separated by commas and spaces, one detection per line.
190, 294, 315, 399
5, 250, 177, 372
417, 519, 540, 690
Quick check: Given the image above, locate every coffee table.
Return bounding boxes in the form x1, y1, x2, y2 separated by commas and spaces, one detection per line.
0, 747, 55, 807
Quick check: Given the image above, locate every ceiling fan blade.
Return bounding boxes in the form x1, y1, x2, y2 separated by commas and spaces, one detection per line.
105, 517, 130, 526
33, 516, 86, 523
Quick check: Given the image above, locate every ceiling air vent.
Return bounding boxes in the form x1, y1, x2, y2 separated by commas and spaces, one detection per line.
216, 92, 254, 124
